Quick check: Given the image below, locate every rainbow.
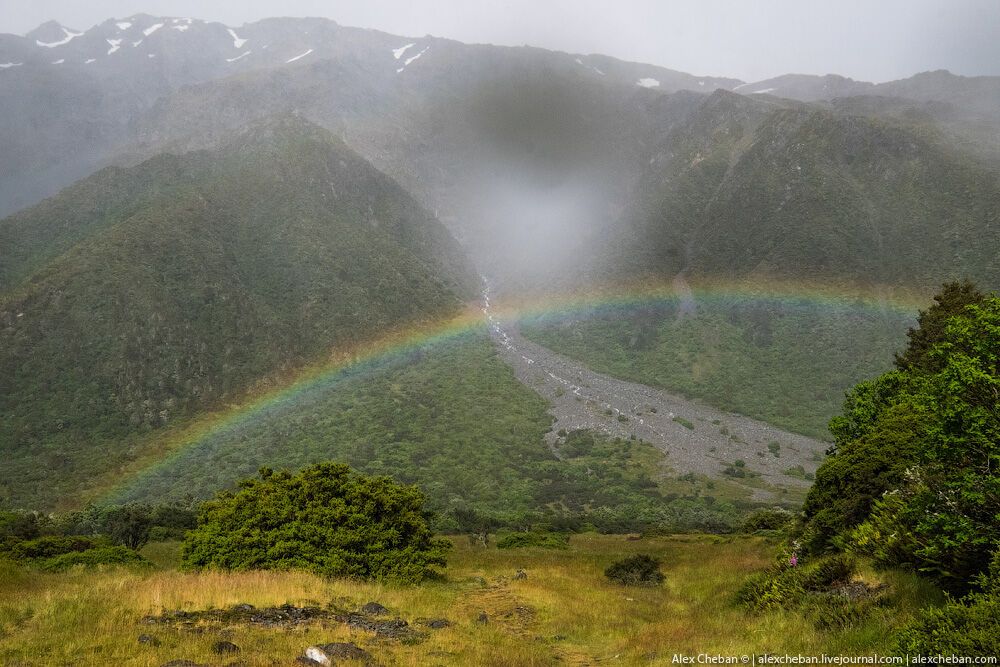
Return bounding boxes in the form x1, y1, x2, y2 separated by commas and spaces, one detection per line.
92, 277, 928, 505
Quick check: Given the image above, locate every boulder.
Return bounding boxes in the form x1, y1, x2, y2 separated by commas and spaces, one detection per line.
212, 640, 240, 654
304, 642, 368, 665
360, 601, 389, 616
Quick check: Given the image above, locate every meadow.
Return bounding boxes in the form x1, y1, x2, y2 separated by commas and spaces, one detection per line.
0, 534, 941, 666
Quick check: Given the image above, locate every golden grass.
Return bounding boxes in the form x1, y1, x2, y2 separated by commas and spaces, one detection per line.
0, 534, 941, 666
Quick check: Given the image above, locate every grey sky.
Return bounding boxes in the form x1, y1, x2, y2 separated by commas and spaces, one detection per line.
3, 0, 999, 82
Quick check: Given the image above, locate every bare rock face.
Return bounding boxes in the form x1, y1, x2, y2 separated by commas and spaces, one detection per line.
304, 642, 368, 665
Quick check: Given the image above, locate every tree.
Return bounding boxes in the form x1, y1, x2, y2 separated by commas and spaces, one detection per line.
803, 283, 1000, 592
450, 507, 500, 547
181, 463, 449, 583
895, 279, 985, 372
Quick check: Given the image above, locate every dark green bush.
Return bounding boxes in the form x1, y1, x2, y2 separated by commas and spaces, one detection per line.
36, 546, 148, 572
181, 463, 449, 583
9, 535, 111, 560
604, 554, 665, 586
895, 549, 1000, 655
741, 508, 795, 533
496, 531, 569, 550
737, 555, 856, 611
895, 592, 1000, 655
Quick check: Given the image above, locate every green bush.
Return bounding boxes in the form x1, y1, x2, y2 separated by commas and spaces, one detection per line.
36, 546, 148, 572
737, 555, 856, 611
9, 535, 111, 560
741, 508, 796, 533
181, 463, 449, 583
604, 554, 665, 586
496, 531, 569, 550
895, 549, 1000, 655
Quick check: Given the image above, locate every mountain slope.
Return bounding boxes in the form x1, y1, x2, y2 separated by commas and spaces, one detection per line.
0, 14, 738, 218
0, 115, 474, 508
624, 91, 1000, 291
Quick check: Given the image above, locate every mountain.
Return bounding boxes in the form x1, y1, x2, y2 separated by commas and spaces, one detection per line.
620, 90, 1000, 292
0, 115, 474, 507
0, 14, 738, 218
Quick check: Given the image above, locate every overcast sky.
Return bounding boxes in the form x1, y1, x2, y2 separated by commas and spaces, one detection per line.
3, 0, 999, 82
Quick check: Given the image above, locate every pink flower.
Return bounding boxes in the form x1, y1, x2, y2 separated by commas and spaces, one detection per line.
789, 554, 798, 567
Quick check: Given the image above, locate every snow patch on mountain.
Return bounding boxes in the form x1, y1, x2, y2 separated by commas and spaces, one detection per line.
116, 21, 133, 30
51, 59, 64, 64
392, 43, 415, 59
107, 39, 122, 55
226, 51, 251, 63
396, 46, 428, 73
0, 62, 23, 69
751, 88, 776, 94
637, 77, 660, 88
286, 48, 313, 63
143, 23, 164, 36
36, 26, 83, 48
227, 28, 247, 48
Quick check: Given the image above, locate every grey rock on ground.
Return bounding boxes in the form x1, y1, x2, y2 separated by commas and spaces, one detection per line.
305, 641, 368, 665
360, 601, 389, 616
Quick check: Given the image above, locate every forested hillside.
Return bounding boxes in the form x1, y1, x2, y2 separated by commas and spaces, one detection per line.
0, 115, 474, 508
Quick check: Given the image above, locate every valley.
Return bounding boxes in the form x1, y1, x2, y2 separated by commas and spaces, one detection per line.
482, 280, 827, 500
1, 6, 999, 661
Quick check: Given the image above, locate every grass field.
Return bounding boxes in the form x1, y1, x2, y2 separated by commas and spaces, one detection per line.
0, 534, 941, 666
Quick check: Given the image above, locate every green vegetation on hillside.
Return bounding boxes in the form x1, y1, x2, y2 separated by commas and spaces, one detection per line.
0, 116, 474, 510
521, 297, 910, 437
113, 335, 746, 532
626, 91, 1000, 291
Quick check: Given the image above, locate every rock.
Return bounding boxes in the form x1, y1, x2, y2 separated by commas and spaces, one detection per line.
294, 657, 324, 666
476, 611, 489, 624
343, 613, 412, 639
513, 569, 527, 580
212, 640, 240, 654
360, 601, 389, 616
137, 633, 160, 646
232, 603, 255, 613
427, 618, 451, 629
305, 642, 368, 665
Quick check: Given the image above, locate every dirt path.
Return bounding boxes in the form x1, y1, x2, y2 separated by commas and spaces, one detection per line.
482, 280, 827, 500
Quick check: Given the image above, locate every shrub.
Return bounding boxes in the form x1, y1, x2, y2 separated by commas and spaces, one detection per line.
895, 549, 1000, 655
672, 417, 695, 430
181, 463, 449, 582
738, 554, 856, 611
496, 531, 569, 550
895, 591, 1000, 655
10, 535, 111, 560
741, 508, 795, 533
36, 546, 148, 572
604, 554, 665, 586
